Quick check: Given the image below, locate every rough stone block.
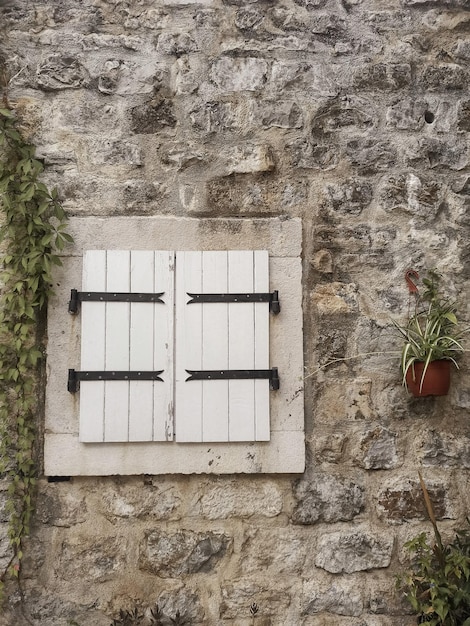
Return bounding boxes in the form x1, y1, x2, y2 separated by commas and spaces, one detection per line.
345, 137, 397, 175
406, 137, 468, 170
0, 482, 7, 524
58, 536, 128, 582
36, 55, 90, 90
419, 431, 470, 468
313, 325, 353, 375
235, 7, 265, 31
376, 478, 453, 524
403, 0, 469, 4
379, 173, 444, 219
210, 57, 268, 91
220, 580, 291, 619
290, 138, 339, 170
98, 59, 160, 96
311, 282, 359, 316
355, 425, 400, 470
313, 432, 347, 463
292, 473, 365, 524
269, 7, 309, 31
322, 179, 373, 215
173, 56, 201, 95
420, 64, 468, 91
258, 100, 303, 129
314, 224, 372, 254
315, 530, 393, 573
0, 523, 12, 572
240, 527, 309, 575
311, 97, 376, 135
156, 32, 197, 55
303, 581, 363, 616
293, 0, 330, 9
386, 99, 427, 130
458, 99, 470, 131
122, 179, 170, 211
154, 589, 205, 625
36, 482, 88, 527
139, 530, 231, 577
205, 175, 307, 215
130, 97, 176, 133
189, 479, 282, 519
311, 249, 334, 274
353, 63, 411, 91
87, 138, 142, 166
454, 39, 470, 60
220, 144, 275, 175
190, 100, 245, 133
98, 480, 181, 520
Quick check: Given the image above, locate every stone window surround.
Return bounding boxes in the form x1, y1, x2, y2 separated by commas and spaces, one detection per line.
44, 216, 305, 476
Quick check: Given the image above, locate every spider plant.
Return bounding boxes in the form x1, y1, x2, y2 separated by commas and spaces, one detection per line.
393, 270, 466, 393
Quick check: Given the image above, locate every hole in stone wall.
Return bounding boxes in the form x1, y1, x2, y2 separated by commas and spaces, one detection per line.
424, 111, 435, 124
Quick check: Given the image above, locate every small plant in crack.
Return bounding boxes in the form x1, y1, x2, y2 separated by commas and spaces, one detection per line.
110, 604, 191, 626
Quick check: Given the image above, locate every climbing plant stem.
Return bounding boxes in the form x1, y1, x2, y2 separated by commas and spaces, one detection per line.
0, 105, 72, 593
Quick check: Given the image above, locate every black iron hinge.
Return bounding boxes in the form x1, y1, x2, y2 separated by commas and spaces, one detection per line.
185, 367, 280, 390
68, 289, 165, 314
68, 369, 164, 393
186, 290, 280, 314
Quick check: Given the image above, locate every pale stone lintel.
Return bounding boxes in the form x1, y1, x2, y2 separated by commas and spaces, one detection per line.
44, 432, 305, 476
61, 216, 302, 258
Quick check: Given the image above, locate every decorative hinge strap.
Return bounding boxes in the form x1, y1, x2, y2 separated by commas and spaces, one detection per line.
67, 369, 164, 393
185, 367, 280, 390
68, 289, 165, 314
186, 290, 280, 314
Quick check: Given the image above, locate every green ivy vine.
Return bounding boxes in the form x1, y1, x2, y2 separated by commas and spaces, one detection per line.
0, 104, 72, 592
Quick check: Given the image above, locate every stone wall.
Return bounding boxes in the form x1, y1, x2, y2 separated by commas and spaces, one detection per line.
1, 0, 470, 624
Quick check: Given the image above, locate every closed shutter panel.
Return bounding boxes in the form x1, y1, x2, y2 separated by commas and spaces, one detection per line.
174, 250, 271, 442
79, 250, 173, 443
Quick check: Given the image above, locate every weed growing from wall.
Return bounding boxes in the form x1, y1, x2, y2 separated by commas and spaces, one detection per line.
0, 105, 72, 594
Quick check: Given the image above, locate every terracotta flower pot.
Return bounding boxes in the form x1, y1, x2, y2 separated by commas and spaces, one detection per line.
405, 359, 451, 397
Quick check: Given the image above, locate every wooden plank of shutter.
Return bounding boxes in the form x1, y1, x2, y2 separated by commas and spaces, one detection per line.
104, 250, 131, 441
129, 251, 154, 441
227, 250, 256, 441
128, 251, 173, 442
152, 251, 174, 441
79, 250, 107, 442
175, 251, 203, 442
202, 251, 229, 441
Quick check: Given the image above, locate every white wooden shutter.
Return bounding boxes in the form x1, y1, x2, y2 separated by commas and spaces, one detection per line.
174, 250, 271, 442
79, 250, 173, 443
78, 249, 271, 444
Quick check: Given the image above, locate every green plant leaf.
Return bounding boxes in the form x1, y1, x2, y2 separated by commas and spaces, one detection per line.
0, 105, 72, 586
